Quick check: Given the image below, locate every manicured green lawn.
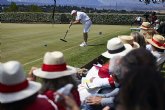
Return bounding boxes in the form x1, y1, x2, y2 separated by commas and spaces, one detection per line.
0, 23, 131, 73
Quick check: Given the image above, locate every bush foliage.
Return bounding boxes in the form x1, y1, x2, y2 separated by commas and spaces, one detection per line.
0, 12, 165, 24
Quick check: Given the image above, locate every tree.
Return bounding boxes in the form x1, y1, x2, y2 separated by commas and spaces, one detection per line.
139, 0, 165, 4
29, 5, 42, 12
5, 2, 18, 12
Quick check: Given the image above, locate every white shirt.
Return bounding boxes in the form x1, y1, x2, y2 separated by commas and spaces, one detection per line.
146, 44, 165, 65
151, 51, 165, 66
136, 17, 141, 21
146, 44, 152, 51
76, 11, 90, 24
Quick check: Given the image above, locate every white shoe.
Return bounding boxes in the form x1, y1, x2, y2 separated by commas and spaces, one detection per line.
80, 42, 87, 47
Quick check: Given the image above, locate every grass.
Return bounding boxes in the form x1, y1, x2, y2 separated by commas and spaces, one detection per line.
0, 23, 131, 73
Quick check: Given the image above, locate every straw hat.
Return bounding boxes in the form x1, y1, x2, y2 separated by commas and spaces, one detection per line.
71, 10, 77, 15
140, 22, 151, 30
118, 35, 140, 49
102, 38, 132, 58
140, 22, 156, 39
0, 61, 41, 103
146, 34, 165, 49
33, 51, 77, 79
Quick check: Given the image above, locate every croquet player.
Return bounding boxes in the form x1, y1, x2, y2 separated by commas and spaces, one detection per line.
71, 10, 92, 47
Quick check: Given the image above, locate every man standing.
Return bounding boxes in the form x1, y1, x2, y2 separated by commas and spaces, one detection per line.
71, 10, 92, 47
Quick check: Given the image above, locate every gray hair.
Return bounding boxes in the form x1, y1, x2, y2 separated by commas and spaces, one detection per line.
109, 55, 123, 80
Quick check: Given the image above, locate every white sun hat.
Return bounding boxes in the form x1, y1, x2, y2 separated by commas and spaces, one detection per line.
0, 61, 41, 103
102, 37, 132, 58
33, 51, 77, 79
71, 10, 77, 15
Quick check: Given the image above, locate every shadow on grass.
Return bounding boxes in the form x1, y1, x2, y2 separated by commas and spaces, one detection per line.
87, 43, 105, 46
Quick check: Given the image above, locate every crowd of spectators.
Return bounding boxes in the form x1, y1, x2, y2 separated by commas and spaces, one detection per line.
0, 11, 165, 110
132, 11, 161, 30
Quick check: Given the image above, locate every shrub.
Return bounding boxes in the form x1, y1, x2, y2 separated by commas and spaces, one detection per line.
0, 12, 165, 24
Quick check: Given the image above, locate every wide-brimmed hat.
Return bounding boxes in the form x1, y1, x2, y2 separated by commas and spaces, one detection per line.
146, 34, 165, 49
118, 35, 140, 49
71, 10, 77, 15
33, 51, 77, 79
140, 22, 151, 30
102, 38, 132, 58
0, 61, 41, 103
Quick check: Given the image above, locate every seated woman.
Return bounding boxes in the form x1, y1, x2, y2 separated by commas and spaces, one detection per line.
0, 61, 57, 110
130, 32, 146, 48
114, 67, 165, 110
28, 51, 81, 110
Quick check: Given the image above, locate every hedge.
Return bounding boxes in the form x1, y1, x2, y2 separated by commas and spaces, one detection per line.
0, 12, 165, 25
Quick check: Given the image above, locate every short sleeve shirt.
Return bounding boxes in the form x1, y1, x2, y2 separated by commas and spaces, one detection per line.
76, 11, 90, 24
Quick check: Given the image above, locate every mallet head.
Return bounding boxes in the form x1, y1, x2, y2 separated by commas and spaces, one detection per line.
60, 39, 67, 42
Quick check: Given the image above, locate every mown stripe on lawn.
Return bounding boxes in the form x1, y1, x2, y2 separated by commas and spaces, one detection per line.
23, 33, 110, 66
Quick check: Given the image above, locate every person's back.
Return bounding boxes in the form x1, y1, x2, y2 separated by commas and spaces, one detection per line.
130, 32, 146, 48
76, 11, 90, 24
114, 67, 165, 110
31, 51, 81, 110
25, 95, 58, 110
0, 61, 57, 110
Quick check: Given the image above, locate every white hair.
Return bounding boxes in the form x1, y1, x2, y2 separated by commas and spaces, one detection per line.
109, 55, 122, 80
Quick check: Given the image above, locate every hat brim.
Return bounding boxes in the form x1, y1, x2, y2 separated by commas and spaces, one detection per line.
146, 39, 165, 49
101, 44, 132, 59
0, 81, 41, 103
33, 65, 77, 79
140, 26, 150, 30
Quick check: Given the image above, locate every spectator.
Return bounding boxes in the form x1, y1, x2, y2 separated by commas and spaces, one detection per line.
0, 61, 57, 110
120, 48, 157, 75
114, 67, 165, 110
130, 32, 146, 48
28, 51, 81, 110
140, 22, 158, 40
109, 48, 160, 110
150, 12, 157, 25
85, 56, 122, 110
146, 34, 165, 66
78, 38, 132, 109
142, 12, 150, 22
157, 22, 165, 37
154, 19, 160, 30
131, 16, 142, 26
101, 37, 132, 59
118, 35, 140, 49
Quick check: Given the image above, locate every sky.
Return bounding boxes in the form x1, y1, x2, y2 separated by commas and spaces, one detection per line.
6, 0, 145, 4
6, 0, 165, 10
6, 0, 162, 5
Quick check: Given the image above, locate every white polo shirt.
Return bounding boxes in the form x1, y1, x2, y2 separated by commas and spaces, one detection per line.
76, 11, 90, 24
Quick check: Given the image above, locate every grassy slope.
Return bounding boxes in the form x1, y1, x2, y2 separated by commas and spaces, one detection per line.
0, 23, 131, 72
